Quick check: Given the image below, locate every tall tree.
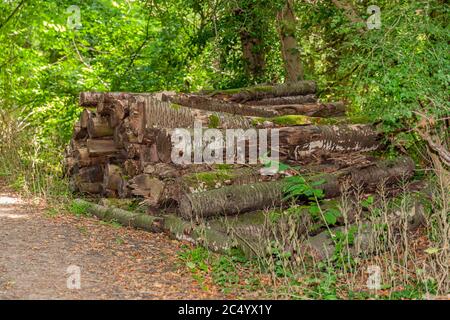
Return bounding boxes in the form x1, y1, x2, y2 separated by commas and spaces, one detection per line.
277, 0, 303, 82
234, 1, 270, 82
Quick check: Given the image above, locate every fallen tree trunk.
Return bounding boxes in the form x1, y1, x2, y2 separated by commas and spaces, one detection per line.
143, 94, 254, 129
212, 81, 317, 103
73, 199, 163, 232
246, 94, 317, 106
169, 93, 278, 118
267, 102, 346, 117
154, 124, 382, 164
277, 124, 382, 159
178, 157, 415, 219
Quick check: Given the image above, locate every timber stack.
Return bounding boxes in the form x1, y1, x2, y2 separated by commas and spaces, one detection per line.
64, 81, 415, 222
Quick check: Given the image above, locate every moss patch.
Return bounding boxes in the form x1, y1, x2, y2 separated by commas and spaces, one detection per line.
208, 114, 220, 128
184, 169, 233, 189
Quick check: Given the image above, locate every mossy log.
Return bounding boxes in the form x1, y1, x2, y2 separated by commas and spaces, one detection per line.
246, 94, 317, 106
266, 102, 346, 118
304, 199, 426, 261
161, 215, 236, 253
160, 167, 276, 205
212, 81, 317, 103
178, 157, 415, 219
73, 199, 163, 232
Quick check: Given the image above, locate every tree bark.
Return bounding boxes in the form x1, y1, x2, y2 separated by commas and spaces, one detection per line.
267, 102, 346, 117
210, 81, 317, 103
178, 157, 415, 219
73, 199, 163, 232
277, 0, 304, 82
246, 94, 317, 106
277, 124, 381, 160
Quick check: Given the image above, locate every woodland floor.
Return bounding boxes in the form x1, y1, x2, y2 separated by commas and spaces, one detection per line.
0, 182, 231, 300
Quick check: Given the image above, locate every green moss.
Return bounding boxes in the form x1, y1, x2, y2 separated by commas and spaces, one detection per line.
208, 114, 220, 128
253, 115, 341, 126
211, 84, 275, 96
185, 169, 233, 188
216, 164, 233, 170
170, 103, 182, 110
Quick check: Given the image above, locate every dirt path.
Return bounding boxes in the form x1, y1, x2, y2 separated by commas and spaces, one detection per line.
0, 184, 225, 300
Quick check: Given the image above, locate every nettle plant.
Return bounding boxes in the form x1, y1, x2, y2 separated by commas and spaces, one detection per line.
280, 163, 342, 227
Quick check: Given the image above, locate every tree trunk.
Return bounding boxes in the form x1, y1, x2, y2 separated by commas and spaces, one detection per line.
246, 94, 317, 106
73, 199, 163, 232
277, 0, 304, 82
178, 157, 415, 219
267, 102, 346, 117
277, 124, 381, 160
169, 93, 277, 118
208, 81, 317, 103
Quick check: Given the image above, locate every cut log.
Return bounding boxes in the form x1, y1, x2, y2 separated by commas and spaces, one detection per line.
72, 122, 88, 140
80, 109, 94, 129
161, 167, 274, 205
77, 182, 103, 194
124, 159, 141, 177
128, 174, 165, 206
178, 157, 415, 219
73, 199, 163, 232
128, 100, 146, 142
79, 92, 104, 107
77, 165, 104, 183
246, 94, 317, 106
141, 95, 254, 130
267, 102, 346, 118
103, 163, 124, 192
86, 139, 119, 157
154, 124, 382, 164
87, 116, 114, 138
210, 81, 317, 103
304, 198, 426, 261
109, 99, 129, 128
277, 124, 382, 160
169, 93, 278, 118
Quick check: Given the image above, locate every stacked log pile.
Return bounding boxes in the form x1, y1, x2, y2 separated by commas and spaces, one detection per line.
65, 81, 414, 221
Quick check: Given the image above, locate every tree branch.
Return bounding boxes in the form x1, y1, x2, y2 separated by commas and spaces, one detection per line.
0, 0, 26, 31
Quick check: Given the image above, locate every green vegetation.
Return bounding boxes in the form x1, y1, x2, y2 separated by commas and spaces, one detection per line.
0, 0, 448, 300
67, 199, 91, 217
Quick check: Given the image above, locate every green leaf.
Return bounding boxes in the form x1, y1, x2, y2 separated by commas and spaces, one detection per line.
324, 211, 337, 225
